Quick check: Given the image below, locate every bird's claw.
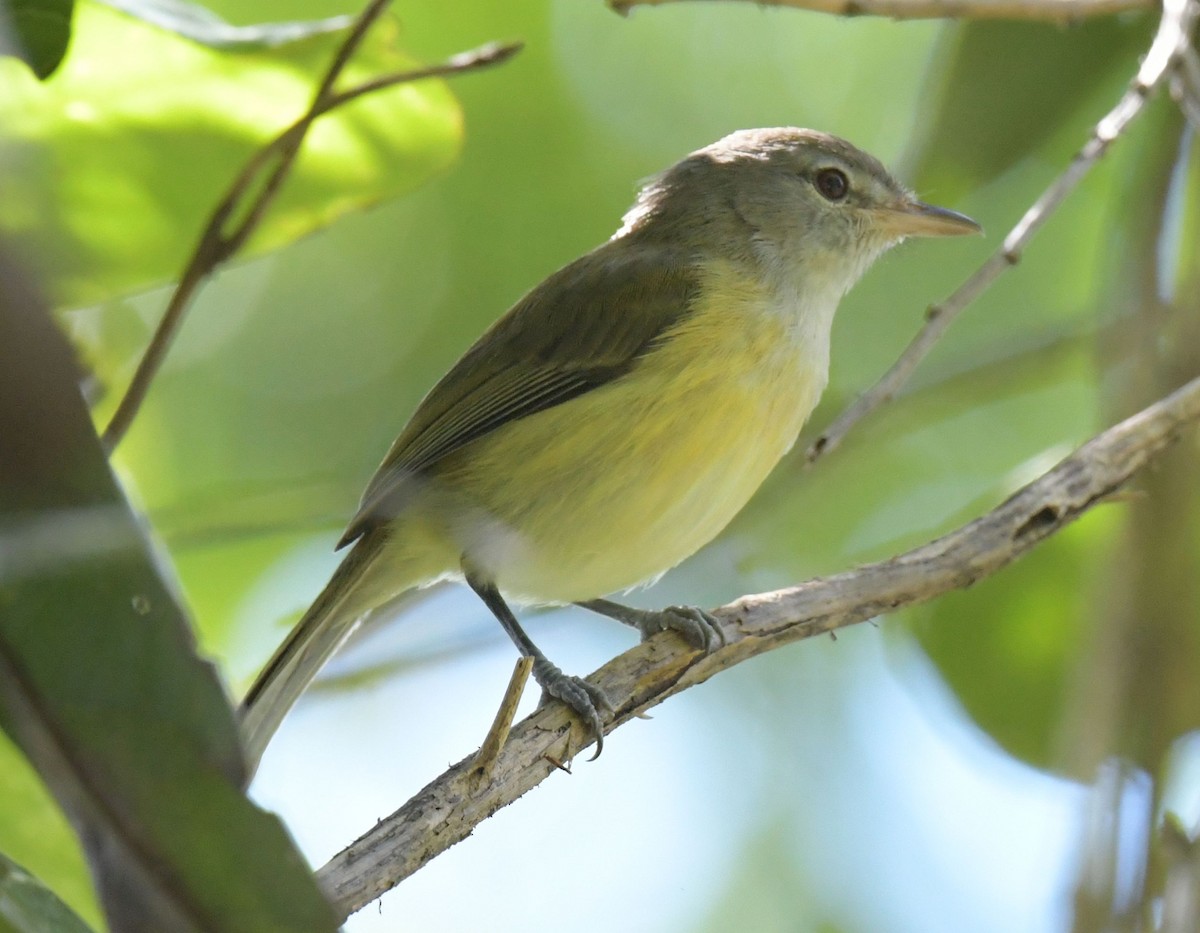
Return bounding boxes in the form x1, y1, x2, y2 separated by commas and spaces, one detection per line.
533, 659, 613, 760
635, 604, 727, 652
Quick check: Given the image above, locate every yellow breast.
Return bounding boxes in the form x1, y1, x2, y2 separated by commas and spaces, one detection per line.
434, 259, 834, 603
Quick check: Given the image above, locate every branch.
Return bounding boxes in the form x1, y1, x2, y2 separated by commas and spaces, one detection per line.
609, 0, 1150, 22
99, 2, 522, 452
315, 373, 1200, 923
805, 0, 1199, 464
1169, 48, 1200, 131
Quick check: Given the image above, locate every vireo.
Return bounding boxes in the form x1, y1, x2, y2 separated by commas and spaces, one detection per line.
239, 127, 980, 771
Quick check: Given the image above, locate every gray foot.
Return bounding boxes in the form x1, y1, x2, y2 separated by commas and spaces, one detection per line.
532, 657, 613, 759
634, 605, 727, 651
579, 599, 727, 652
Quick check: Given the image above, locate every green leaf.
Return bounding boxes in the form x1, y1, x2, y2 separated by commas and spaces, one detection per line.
0, 852, 94, 933
908, 515, 1108, 769
0, 0, 463, 308
98, 0, 354, 50
0, 256, 335, 931
0, 730, 97, 928
913, 16, 1152, 200
2, 0, 75, 78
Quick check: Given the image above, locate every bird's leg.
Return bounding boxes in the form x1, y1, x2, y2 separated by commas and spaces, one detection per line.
465, 568, 613, 759
578, 598, 726, 652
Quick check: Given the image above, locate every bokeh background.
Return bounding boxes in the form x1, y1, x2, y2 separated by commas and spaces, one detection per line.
2, 0, 1197, 929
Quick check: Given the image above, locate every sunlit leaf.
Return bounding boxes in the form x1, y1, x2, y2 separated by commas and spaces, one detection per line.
0, 0, 462, 308
0, 728, 97, 926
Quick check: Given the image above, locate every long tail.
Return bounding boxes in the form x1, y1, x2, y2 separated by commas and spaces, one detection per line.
238, 531, 400, 778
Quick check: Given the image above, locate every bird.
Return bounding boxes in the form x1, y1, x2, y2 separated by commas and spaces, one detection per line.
238, 127, 980, 773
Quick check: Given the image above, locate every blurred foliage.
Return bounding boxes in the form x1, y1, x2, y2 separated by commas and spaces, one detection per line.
0, 0, 462, 308
0, 247, 337, 930
913, 16, 1152, 199
1, 0, 75, 78
99, 0, 354, 49
2, 0, 1198, 930
0, 851, 93, 933
0, 734, 95, 928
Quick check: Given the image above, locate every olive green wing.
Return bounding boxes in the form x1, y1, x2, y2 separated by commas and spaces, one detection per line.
338, 241, 699, 547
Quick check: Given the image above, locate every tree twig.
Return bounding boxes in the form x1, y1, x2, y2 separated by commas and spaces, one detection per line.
1169, 49, 1200, 131
315, 372, 1200, 923
470, 656, 532, 784
609, 0, 1150, 23
100, 1, 521, 452
805, 0, 1199, 465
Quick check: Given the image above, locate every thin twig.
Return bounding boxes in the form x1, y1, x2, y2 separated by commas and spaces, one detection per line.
315, 373, 1200, 922
609, 0, 1150, 23
1169, 49, 1200, 131
470, 657, 532, 785
806, 0, 1199, 465
102, 0, 391, 452
100, 11, 522, 452
310, 0, 388, 105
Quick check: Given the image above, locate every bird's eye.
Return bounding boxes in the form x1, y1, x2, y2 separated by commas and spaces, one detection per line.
814, 167, 849, 202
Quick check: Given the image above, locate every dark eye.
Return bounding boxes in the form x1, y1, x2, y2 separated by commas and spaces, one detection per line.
814, 167, 849, 201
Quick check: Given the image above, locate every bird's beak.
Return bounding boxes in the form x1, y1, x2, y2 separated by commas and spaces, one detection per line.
871, 199, 982, 238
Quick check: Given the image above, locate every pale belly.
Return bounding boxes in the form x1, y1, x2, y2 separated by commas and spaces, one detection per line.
432, 309, 827, 603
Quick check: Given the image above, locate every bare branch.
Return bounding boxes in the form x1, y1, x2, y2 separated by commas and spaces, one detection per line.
806, 0, 1199, 465
100, 7, 522, 452
316, 373, 1200, 923
609, 0, 1150, 23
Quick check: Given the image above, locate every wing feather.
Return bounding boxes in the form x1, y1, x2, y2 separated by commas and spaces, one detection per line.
338, 240, 699, 546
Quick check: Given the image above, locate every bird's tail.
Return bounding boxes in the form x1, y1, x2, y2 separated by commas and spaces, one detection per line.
238, 531, 425, 778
